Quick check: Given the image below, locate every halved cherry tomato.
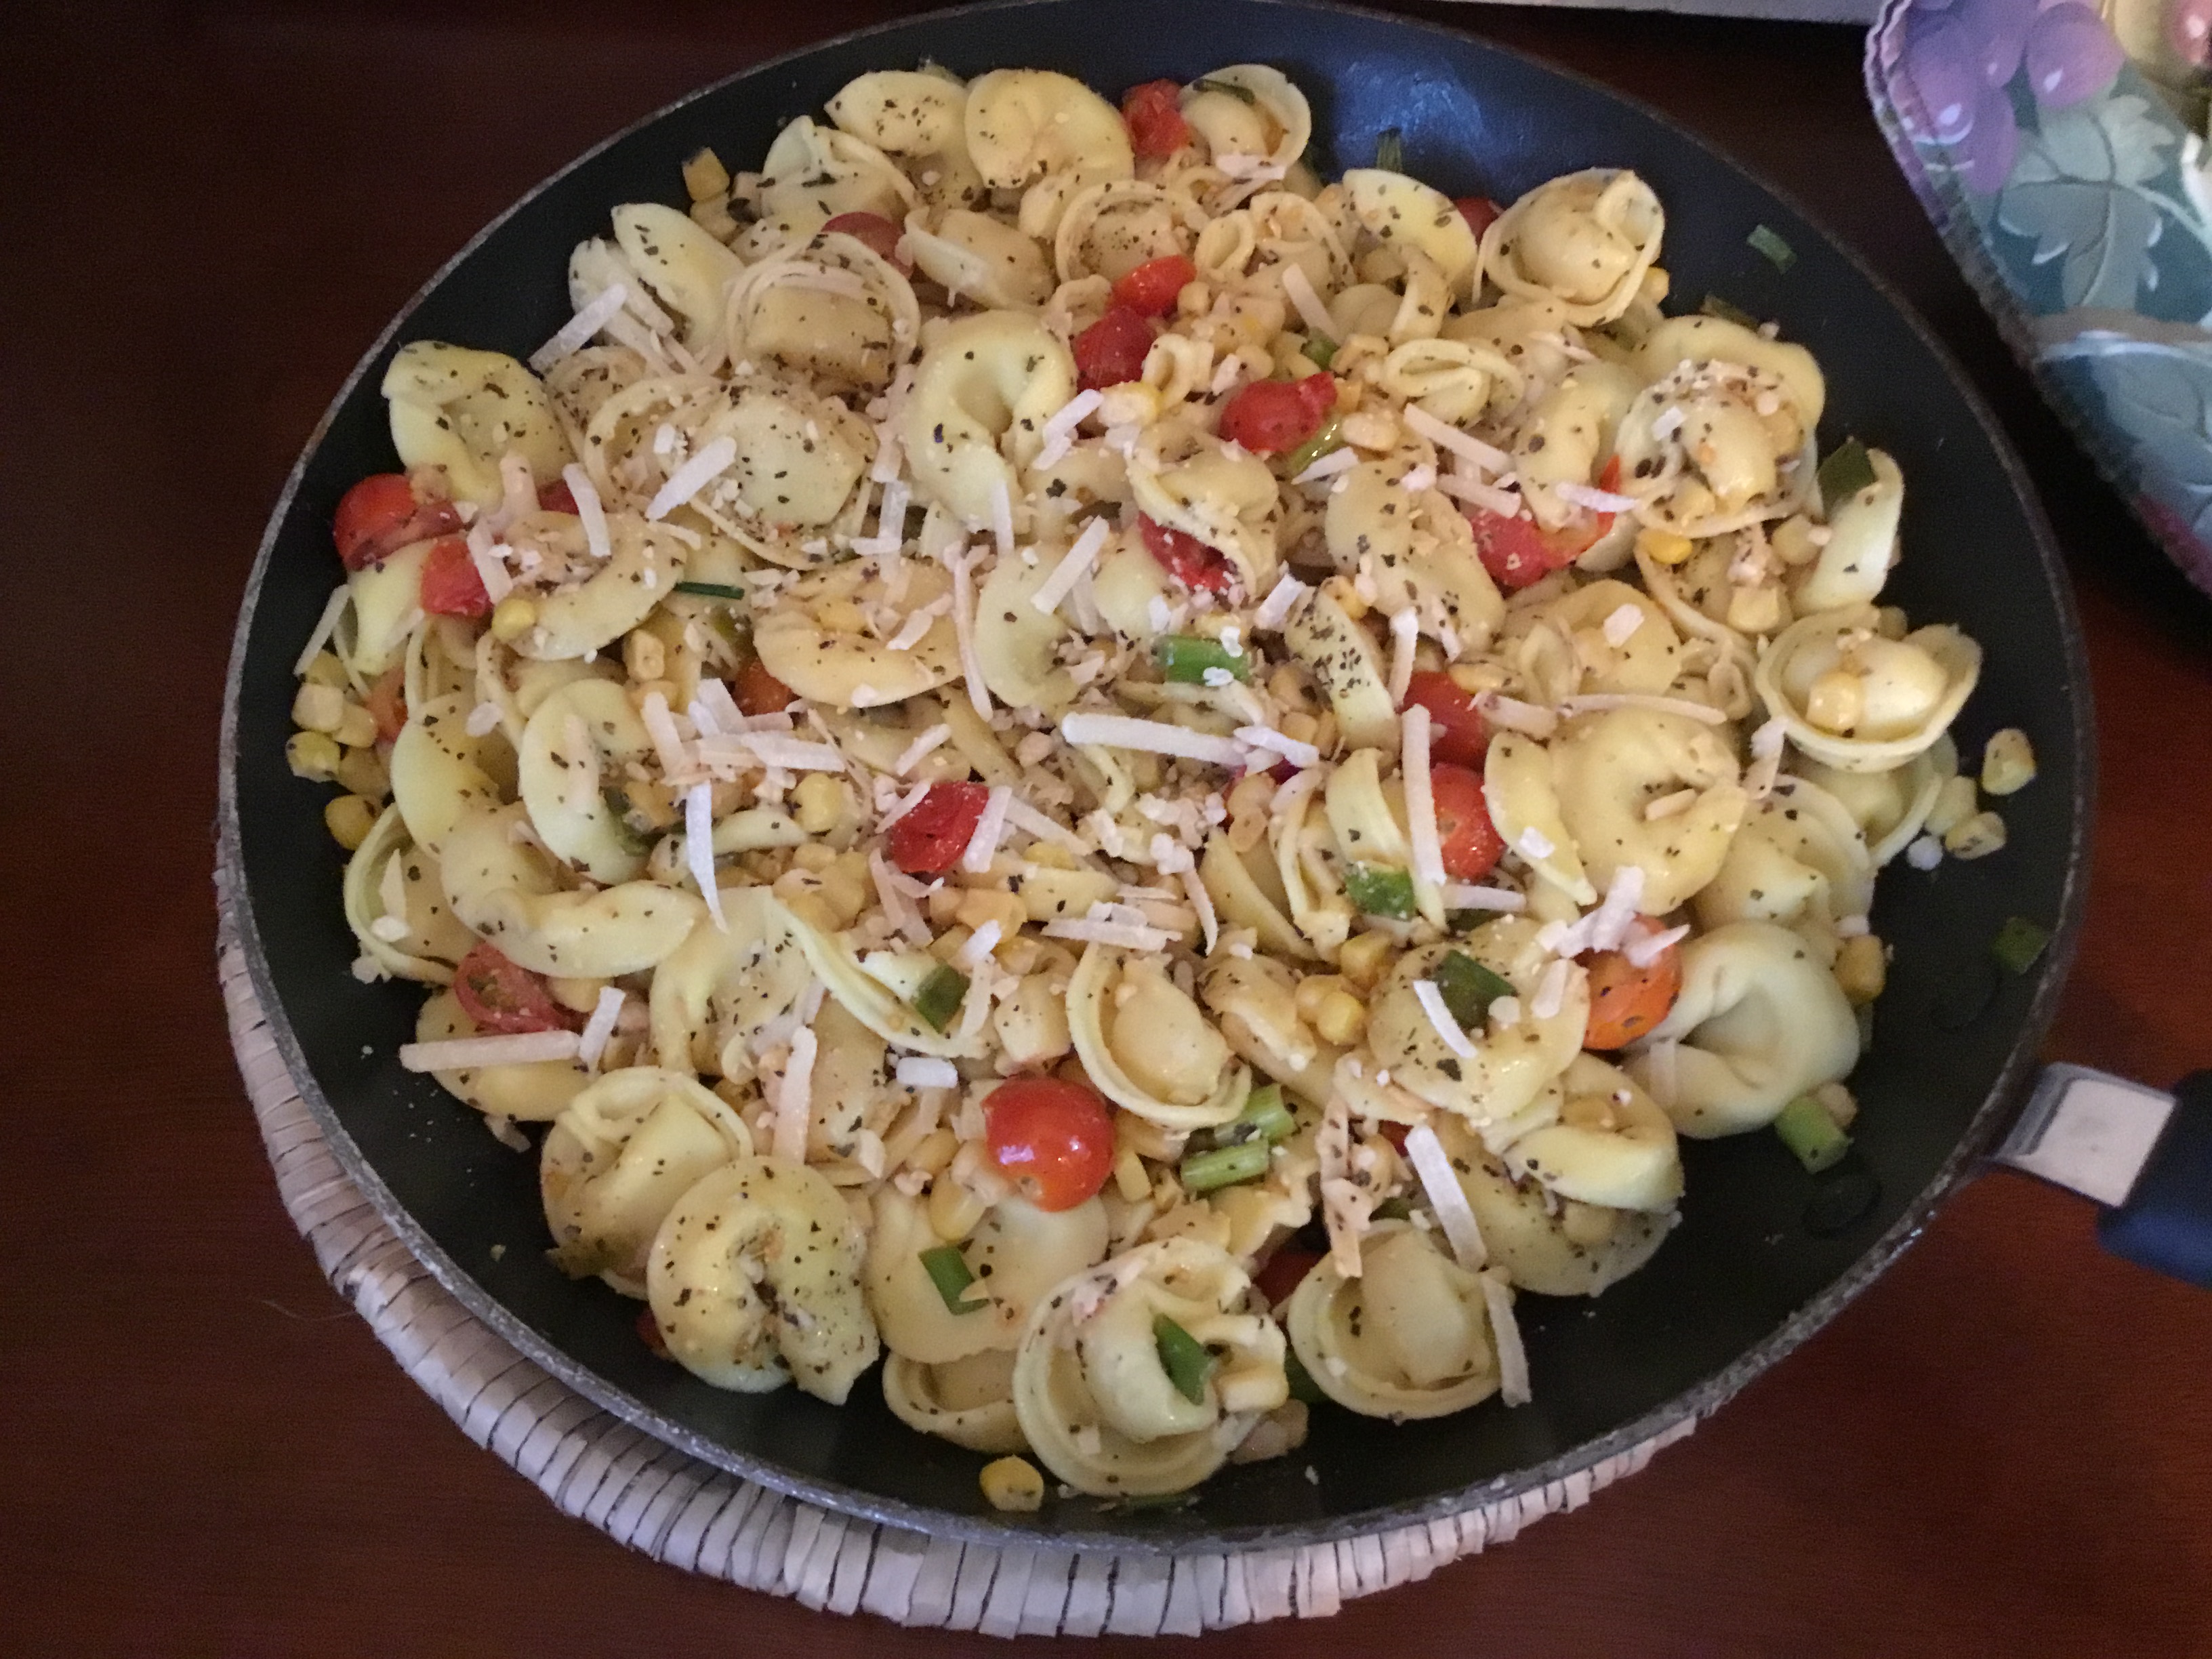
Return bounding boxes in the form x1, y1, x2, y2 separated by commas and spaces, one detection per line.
418, 535, 491, 617
636, 1307, 674, 1360
1429, 763, 1507, 882
823, 210, 910, 272
984, 1077, 1117, 1211
1216, 373, 1336, 455
730, 658, 797, 716
1137, 513, 1233, 594
537, 476, 579, 514
365, 665, 407, 745
1454, 195, 1504, 239
332, 472, 462, 571
1111, 253, 1196, 317
1254, 1246, 1323, 1309
1120, 79, 1191, 160
1582, 921, 1683, 1050
1404, 671, 1489, 769
453, 941, 572, 1035
1073, 304, 1153, 390
887, 780, 990, 876
1465, 456, 1624, 589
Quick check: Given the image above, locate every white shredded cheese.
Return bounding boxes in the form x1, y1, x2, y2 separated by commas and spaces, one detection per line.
1252, 575, 1312, 632
884, 595, 951, 652
892, 722, 951, 777
1602, 603, 1645, 649
1386, 608, 1419, 705
697, 731, 846, 771
1555, 480, 1639, 514
1030, 516, 1112, 615
944, 546, 992, 722
638, 691, 691, 778
1490, 994, 1523, 1027
684, 783, 726, 931
1441, 882, 1525, 912
465, 701, 504, 738
879, 780, 933, 829
1836, 914, 1870, 939
869, 848, 930, 945
1398, 464, 1437, 493
954, 919, 1002, 972
989, 477, 1015, 559
1584, 865, 1647, 954
896, 1057, 960, 1091
1003, 796, 1090, 853
1043, 916, 1179, 951
562, 464, 611, 561
1434, 473, 1521, 517
1180, 865, 1218, 954
1652, 404, 1686, 441
645, 435, 737, 520
291, 586, 352, 676
398, 1031, 582, 1071
1557, 693, 1729, 725
1412, 980, 1477, 1060
1477, 694, 1559, 740
1906, 834, 1944, 872
1279, 261, 1336, 342
695, 678, 744, 736
1060, 712, 1247, 768
1402, 708, 1447, 892
1291, 448, 1358, 486
961, 785, 1013, 874
773, 1026, 816, 1164
1516, 826, 1555, 861
1624, 922, 1689, 968
1531, 958, 1572, 1020
1404, 1122, 1486, 1269
1401, 404, 1509, 474
528, 283, 628, 373
577, 987, 626, 1070
1481, 1271, 1532, 1406
464, 525, 513, 605
1233, 725, 1321, 771
1750, 716, 1788, 759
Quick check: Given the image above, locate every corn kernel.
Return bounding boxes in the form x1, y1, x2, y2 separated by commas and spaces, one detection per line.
1834, 933, 1887, 1004
546, 976, 608, 1015
1339, 410, 1400, 453
1924, 775, 1979, 839
1944, 809, 2007, 860
682, 146, 730, 203
302, 651, 350, 689
905, 1128, 958, 1179
286, 730, 342, 782
323, 794, 377, 850
1981, 728, 2036, 797
1113, 1146, 1151, 1204
1336, 930, 1395, 989
781, 890, 840, 933
1560, 1201, 1620, 1248
332, 701, 379, 750
1874, 605, 1910, 640
1725, 583, 1786, 636
1636, 527, 1694, 567
1293, 974, 1347, 1021
792, 771, 848, 835
956, 887, 1027, 938
623, 628, 667, 683
1769, 515, 1820, 567
1318, 573, 1369, 619
1803, 670, 1863, 735
1313, 989, 1366, 1046
689, 196, 738, 241
291, 681, 346, 734
1447, 660, 1508, 697
1814, 1080, 1859, 1130
490, 596, 538, 642
979, 1456, 1045, 1513
333, 744, 389, 801
928, 1172, 988, 1242
1641, 265, 1672, 304
818, 863, 871, 930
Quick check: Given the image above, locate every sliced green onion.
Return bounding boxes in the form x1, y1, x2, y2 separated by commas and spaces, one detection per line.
1155, 634, 1251, 684
1374, 127, 1405, 172
1284, 1347, 1328, 1406
1303, 334, 1339, 372
1229, 1083, 1295, 1146
1193, 76, 1257, 104
1343, 862, 1417, 918
1180, 1139, 1272, 1193
1747, 223, 1797, 272
1775, 1094, 1851, 1174
1992, 915, 2053, 975
1816, 437, 1877, 508
672, 580, 745, 601
920, 1244, 987, 1314
1700, 292, 1758, 329
1153, 1314, 1214, 1404
1372, 1196, 1414, 1221
914, 964, 969, 1032
1282, 411, 1343, 476
1431, 949, 1514, 1029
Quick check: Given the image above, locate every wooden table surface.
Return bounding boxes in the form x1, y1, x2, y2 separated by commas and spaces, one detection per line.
7, 1, 2211, 1652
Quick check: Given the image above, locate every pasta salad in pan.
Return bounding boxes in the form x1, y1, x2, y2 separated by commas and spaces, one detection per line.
281, 62, 2039, 1509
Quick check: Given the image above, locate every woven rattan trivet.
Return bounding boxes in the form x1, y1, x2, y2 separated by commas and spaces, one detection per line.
218, 903, 1696, 1634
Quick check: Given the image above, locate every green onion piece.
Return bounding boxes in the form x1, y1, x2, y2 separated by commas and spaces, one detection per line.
600, 787, 651, 854
1431, 949, 1514, 1029
1180, 1139, 1272, 1194
1816, 436, 1877, 508
914, 964, 969, 1032
1193, 76, 1257, 104
1233, 1083, 1295, 1145
672, 580, 745, 601
1372, 1196, 1414, 1221
1155, 634, 1252, 684
1774, 1094, 1851, 1174
1282, 411, 1343, 476
1303, 333, 1339, 372
1374, 127, 1405, 172
1700, 292, 1758, 329
1284, 1347, 1328, 1406
919, 1244, 987, 1314
1992, 915, 2053, 975
1343, 863, 1417, 918
1747, 223, 1797, 272
1153, 1314, 1214, 1404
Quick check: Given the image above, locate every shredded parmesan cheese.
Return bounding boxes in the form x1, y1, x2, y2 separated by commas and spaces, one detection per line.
577, 987, 626, 1069
961, 785, 1013, 874
291, 586, 351, 676
1402, 404, 1509, 474
1233, 725, 1321, 771
1480, 1271, 1532, 1406
1003, 796, 1090, 853
1180, 865, 1218, 954
893, 723, 951, 776
1387, 608, 1419, 705
684, 783, 726, 931
1516, 826, 1555, 861
399, 1031, 582, 1071
1555, 480, 1639, 514
1412, 980, 1477, 1060
528, 283, 628, 373
465, 701, 503, 738
1477, 693, 1559, 739
1624, 922, 1689, 968
989, 477, 1015, 560
773, 1027, 816, 1164
944, 546, 992, 722
1602, 603, 1645, 649
1060, 712, 1247, 768
1434, 474, 1521, 517
1402, 705, 1446, 888
1557, 692, 1729, 724
1279, 262, 1336, 342
1440, 882, 1525, 912
1531, 958, 1572, 1019
1030, 516, 1112, 615
1404, 1123, 1486, 1269
896, 1057, 960, 1090
464, 525, 514, 605
562, 464, 611, 560
645, 435, 737, 520
1291, 448, 1358, 486
954, 920, 1002, 972
869, 848, 930, 944
1042, 915, 1178, 951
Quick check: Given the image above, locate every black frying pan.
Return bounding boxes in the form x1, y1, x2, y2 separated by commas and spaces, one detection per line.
219, 0, 2111, 1554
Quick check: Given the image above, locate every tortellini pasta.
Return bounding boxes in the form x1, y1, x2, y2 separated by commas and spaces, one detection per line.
383, 342, 573, 506
1756, 605, 1982, 773
901, 309, 1076, 525
1481, 168, 1664, 326
1285, 1221, 1499, 1418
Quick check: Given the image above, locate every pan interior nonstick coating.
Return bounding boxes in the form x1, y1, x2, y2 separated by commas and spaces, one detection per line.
224, 0, 2090, 1550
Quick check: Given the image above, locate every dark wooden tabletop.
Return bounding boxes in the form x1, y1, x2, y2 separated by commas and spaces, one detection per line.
7, 1, 2211, 1653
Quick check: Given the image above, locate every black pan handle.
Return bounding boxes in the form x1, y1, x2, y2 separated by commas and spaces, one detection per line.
1994, 1065, 2212, 1288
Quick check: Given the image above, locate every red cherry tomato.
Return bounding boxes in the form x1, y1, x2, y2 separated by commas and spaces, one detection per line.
364, 665, 407, 745
1465, 457, 1624, 588
1582, 921, 1683, 1051
730, 658, 797, 716
1404, 671, 1489, 769
636, 1306, 674, 1360
418, 535, 491, 617
452, 942, 572, 1035
1216, 373, 1336, 455
1429, 763, 1507, 882
333, 472, 461, 571
1072, 304, 1153, 390
1111, 253, 1196, 317
823, 211, 910, 272
1254, 1246, 1323, 1309
1120, 79, 1191, 159
985, 1078, 1117, 1211
1454, 195, 1504, 239
887, 780, 991, 876
1137, 513, 1233, 594
537, 476, 579, 514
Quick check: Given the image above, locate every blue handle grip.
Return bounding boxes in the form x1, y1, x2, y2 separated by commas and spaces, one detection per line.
2098, 1071, 2212, 1289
